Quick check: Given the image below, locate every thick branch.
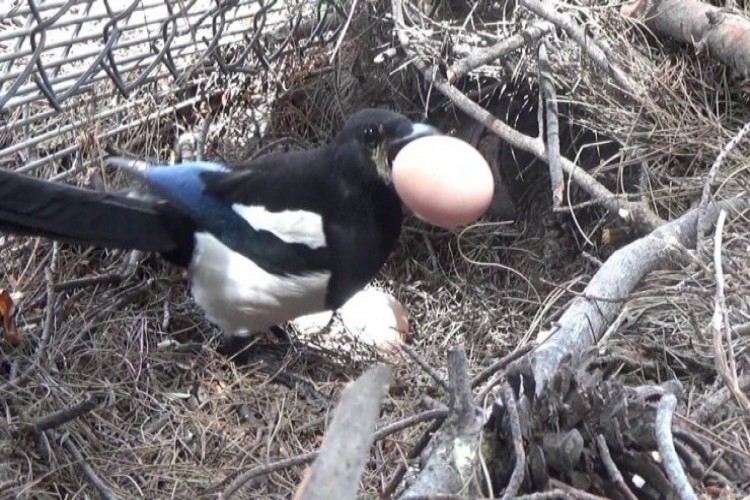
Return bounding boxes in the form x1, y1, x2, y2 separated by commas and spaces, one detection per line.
400, 347, 484, 497
622, 0, 750, 77
515, 198, 748, 396
293, 365, 392, 500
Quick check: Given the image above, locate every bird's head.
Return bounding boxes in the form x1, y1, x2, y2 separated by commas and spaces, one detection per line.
332, 108, 440, 183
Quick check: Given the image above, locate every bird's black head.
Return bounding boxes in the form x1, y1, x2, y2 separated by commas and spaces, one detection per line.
332, 108, 440, 183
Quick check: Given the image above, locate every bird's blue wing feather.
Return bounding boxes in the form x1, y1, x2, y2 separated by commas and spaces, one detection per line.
108, 158, 329, 275
140, 161, 230, 220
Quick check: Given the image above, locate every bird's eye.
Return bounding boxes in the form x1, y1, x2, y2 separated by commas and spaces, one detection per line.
362, 126, 380, 148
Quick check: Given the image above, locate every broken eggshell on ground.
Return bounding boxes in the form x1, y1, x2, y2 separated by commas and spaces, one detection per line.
291, 288, 409, 356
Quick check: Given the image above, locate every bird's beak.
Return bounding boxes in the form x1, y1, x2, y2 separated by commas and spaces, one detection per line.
387, 123, 440, 167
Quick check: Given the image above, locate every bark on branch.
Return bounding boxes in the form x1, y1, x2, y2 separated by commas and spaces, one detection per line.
511, 197, 749, 397
622, 0, 750, 77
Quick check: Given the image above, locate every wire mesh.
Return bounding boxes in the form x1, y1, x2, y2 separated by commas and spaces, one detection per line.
0, 0, 323, 175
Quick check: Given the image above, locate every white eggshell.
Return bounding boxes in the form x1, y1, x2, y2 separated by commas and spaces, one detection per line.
338, 289, 409, 354
392, 135, 494, 228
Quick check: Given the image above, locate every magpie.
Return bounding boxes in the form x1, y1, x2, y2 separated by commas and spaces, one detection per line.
0, 108, 439, 339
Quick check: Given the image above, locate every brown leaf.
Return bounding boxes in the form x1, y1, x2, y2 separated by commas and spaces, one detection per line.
0, 289, 22, 346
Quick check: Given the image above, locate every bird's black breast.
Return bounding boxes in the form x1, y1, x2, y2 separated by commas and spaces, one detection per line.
323, 177, 403, 310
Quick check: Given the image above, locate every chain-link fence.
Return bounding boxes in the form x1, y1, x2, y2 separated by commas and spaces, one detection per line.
0, 0, 339, 177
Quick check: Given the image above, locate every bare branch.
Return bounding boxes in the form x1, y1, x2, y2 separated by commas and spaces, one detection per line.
373, 409, 448, 442
293, 365, 392, 500
221, 453, 319, 499
622, 0, 750, 77
400, 346, 484, 497
48, 430, 117, 500
655, 394, 698, 500
697, 121, 750, 249
520, 0, 641, 98
472, 344, 534, 389
710, 210, 750, 413
538, 42, 563, 209
447, 22, 554, 83
596, 434, 638, 500
401, 344, 450, 393
500, 383, 525, 500
18, 393, 106, 433
513, 197, 748, 396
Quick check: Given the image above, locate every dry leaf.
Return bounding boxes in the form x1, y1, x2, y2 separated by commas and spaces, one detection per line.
0, 289, 22, 346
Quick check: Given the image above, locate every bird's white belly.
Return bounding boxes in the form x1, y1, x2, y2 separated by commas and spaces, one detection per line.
189, 232, 330, 336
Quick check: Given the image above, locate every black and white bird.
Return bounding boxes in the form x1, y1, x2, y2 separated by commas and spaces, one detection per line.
0, 108, 438, 340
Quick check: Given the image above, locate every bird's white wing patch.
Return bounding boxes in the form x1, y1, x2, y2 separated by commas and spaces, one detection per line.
190, 232, 330, 336
232, 205, 326, 249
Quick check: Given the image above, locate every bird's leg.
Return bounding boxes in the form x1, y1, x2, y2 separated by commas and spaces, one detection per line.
215, 334, 258, 363
269, 325, 292, 344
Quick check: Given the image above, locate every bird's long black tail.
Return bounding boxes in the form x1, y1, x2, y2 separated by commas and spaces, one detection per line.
0, 169, 195, 266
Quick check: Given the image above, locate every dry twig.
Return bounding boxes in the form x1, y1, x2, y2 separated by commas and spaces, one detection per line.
401, 343, 450, 393
710, 210, 750, 412
48, 430, 117, 500
538, 42, 563, 209
655, 394, 698, 500
500, 383, 525, 500
697, 121, 750, 249
512, 197, 747, 396
595, 434, 638, 500
447, 22, 554, 83
520, 0, 641, 97
17, 393, 106, 433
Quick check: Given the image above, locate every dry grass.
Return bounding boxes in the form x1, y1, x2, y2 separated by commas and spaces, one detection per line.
2, 0, 750, 498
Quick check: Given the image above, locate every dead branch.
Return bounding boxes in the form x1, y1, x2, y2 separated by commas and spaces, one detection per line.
472, 344, 533, 390
500, 383, 526, 500
621, 0, 750, 77
595, 434, 638, 500
373, 409, 449, 441
381, 417, 446, 496
400, 346, 484, 497
293, 365, 393, 500
17, 393, 106, 433
520, 0, 641, 97
538, 42, 563, 209
48, 429, 116, 500
697, 121, 750, 250
401, 344, 450, 393
690, 373, 750, 424
511, 197, 748, 397
447, 22, 554, 84
710, 210, 750, 412
655, 394, 698, 500
220, 407, 447, 499
221, 452, 319, 499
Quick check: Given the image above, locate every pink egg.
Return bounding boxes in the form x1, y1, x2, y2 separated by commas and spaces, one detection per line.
392, 135, 494, 228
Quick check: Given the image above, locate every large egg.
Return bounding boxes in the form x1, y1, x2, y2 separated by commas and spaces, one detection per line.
392, 135, 494, 228
291, 289, 409, 356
